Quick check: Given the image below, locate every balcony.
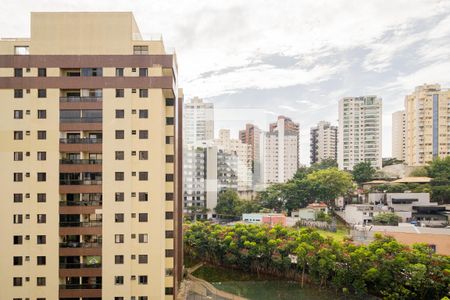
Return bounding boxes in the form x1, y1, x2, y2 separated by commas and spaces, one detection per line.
60, 200, 102, 206
60, 117, 102, 123
60, 159, 102, 173
60, 96, 102, 110
60, 96, 102, 103
59, 262, 102, 277
60, 137, 102, 153
59, 200, 102, 214
60, 117, 102, 131
59, 284, 102, 298
60, 262, 102, 269
59, 241, 102, 256
59, 221, 102, 227
59, 221, 102, 235
60, 179, 102, 185
60, 137, 102, 144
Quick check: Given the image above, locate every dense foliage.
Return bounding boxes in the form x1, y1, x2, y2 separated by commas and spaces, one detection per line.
352, 161, 376, 184
184, 222, 450, 299
215, 189, 261, 218
372, 212, 402, 225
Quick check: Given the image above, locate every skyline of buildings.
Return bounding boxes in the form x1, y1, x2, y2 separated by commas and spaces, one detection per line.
0, 12, 182, 300
310, 121, 338, 165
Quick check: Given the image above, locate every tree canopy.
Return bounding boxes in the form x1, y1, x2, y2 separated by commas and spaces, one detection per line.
352, 161, 376, 184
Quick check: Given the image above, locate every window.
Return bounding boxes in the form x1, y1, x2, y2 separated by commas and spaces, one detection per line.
166, 193, 174, 201
13, 256, 23, 266
115, 213, 124, 223
115, 151, 124, 160
165, 287, 174, 295
13, 235, 23, 245
13, 173, 23, 182
139, 89, 148, 98
138, 234, 148, 243
115, 130, 125, 139
115, 89, 124, 98
114, 276, 124, 285
37, 151, 46, 161
138, 109, 148, 119
37, 235, 46, 244
115, 172, 124, 181
139, 130, 148, 139
166, 117, 174, 125
165, 136, 174, 144
14, 68, 23, 77
139, 151, 148, 160
37, 256, 46, 265
14, 89, 23, 98
133, 45, 148, 54
37, 110, 46, 119
14, 110, 23, 119
166, 99, 175, 106
14, 46, 29, 55
139, 68, 148, 77
14, 193, 23, 203
13, 214, 23, 224
115, 234, 124, 243
138, 192, 148, 202
37, 89, 47, 98
37, 193, 46, 203
165, 249, 174, 257
138, 172, 148, 181
166, 174, 174, 182
115, 298, 124, 300
37, 172, 46, 182
115, 255, 124, 264
14, 131, 23, 140
138, 275, 148, 285
138, 297, 148, 300
165, 212, 174, 220
14, 152, 23, 161
115, 68, 124, 77
38, 68, 46, 77
81, 68, 102, 76
36, 277, 46, 286
138, 213, 148, 222
13, 277, 22, 286
115, 192, 124, 202
165, 230, 174, 238
37, 214, 46, 224
115, 109, 125, 118
37, 130, 47, 140
138, 255, 148, 264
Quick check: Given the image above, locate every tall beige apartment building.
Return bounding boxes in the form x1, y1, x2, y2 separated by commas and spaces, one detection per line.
392, 110, 406, 161
310, 121, 338, 164
0, 12, 183, 300
405, 84, 450, 166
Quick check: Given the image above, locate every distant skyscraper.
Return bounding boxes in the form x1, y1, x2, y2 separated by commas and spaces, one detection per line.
239, 123, 262, 184
310, 121, 338, 164
184, 97, 214, 145
338, 96, 382, 170
392, 110, 406, 161
0, 12, 182, 299
405, 84, 450, 166
262, 116, 300, 183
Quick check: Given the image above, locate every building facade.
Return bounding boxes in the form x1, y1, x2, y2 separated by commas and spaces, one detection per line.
392, 110, 406, 161
239, 123, 262, 184
310, 121, 338, 164
183, 97, 214, 145
338, 96, 382, 170
262, 116, 299, 183
404, 84, 450, 166
0, 12, 182, 300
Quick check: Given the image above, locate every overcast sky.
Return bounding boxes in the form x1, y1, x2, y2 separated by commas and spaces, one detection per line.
2, 0, 450, 165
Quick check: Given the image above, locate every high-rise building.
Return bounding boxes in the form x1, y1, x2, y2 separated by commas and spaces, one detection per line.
338, 96, 382, 170
392, 110, 406, 161
183, 144, 207, 219
0, 12, 182, 300
261, 116, 300, 183
239, 123, 262, 184
405, 84, 450, 166
215, 129, 252, 191
310, 121, 338, 164
184, 97, 214, 145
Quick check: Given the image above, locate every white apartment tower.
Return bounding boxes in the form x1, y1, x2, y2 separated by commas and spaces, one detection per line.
262, 116, 300, 183
338, 96, 382, 170
310, 121, 338, 164
392, 110, 406, 161
183, 97, 214, 145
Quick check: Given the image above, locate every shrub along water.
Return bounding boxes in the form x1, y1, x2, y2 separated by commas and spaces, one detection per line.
184, 222, 450, 299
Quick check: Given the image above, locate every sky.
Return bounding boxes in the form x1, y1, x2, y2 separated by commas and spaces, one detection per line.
2, 0, 450, 165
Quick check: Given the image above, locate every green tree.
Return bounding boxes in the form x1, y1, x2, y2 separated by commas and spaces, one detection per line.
428, 157, 450, 204
372, 212, 401, 225
310, 158, 338, 172
410, 166, 429, 177
256, 183, 286, 212
306, 168, 354, 206
352, 161, 376, 184
215, 189, 241, 218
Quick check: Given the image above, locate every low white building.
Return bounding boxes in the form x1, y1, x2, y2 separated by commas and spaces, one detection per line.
343, 204, 389, 225
292, 202, 328, 220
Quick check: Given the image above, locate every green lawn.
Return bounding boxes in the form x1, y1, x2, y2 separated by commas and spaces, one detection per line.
315, 228, 349, 241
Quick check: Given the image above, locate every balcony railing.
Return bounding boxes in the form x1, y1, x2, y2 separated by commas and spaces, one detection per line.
59, 179, 102, 185
60, 96, 102, 103
60, 117, 102, 123
59, 262, 102, 269
59, 284, 102, 289
60, 241, 102, 248
60, 138, 102, 144
59, 221, 102, 227
60, 159, 102, 165
60, 200, 102, 207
